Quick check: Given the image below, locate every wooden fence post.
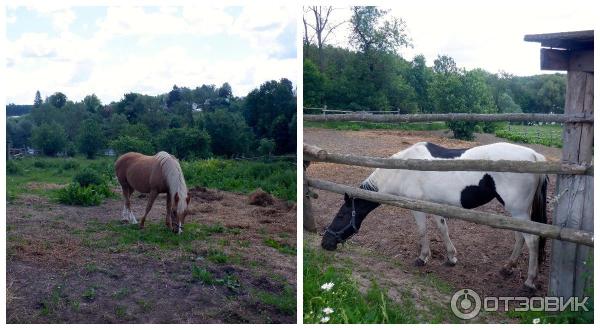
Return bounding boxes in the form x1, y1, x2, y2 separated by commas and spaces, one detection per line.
303, 161, 317, 232
549, 70, 594, 298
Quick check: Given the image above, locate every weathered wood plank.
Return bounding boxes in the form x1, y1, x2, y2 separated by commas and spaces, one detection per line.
569, 50, 594, 72
303, 143, 594, 176
304, 113, 594, 123
307, 177, 594, 247
550, 71, 594, 299
541, 48, 569, 71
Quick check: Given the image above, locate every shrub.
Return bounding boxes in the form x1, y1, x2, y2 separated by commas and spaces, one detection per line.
74, 167, 105, 187
447, 121, 477, 140
33, 160, 51, 168
7, 160, 22, 175
155, 127, 211, 160
65, 142, 77, 157
56, 182, 111, 206
31, 122, 67, 156
110, 135, 154, 156
62, 159, 80, 170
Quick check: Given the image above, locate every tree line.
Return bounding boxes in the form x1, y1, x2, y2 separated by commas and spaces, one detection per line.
303, 6, 566, 139
7, 79, 296, 159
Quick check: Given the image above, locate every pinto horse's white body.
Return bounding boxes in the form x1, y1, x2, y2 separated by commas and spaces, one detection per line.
363, 142, 547, 290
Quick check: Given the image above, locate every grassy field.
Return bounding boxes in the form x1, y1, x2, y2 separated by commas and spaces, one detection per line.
7, 156, 296, 202
495, 124, 563, 148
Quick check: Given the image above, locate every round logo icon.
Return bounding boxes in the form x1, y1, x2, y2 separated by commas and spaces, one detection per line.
450, 288, 481, 320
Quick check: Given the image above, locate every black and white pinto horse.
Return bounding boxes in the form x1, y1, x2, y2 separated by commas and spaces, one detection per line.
321, 142, 548, 291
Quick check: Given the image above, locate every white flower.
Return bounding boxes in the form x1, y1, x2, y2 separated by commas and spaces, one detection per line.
320, 316, 330, 323
321, 282, 334, 291
322, 307, 334, 315
533, 318, 540, 324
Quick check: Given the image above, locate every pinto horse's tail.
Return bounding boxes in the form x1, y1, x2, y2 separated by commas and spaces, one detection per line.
531, 174, 548, 265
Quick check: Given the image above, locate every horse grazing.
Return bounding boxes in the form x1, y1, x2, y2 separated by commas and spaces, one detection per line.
321, 142, 548, 291
115, 151, 191, 234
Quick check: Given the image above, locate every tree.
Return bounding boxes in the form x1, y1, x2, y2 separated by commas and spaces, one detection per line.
349, 6, 411, 55
407, 55, 434, 113
167, 85, 182, 108
110, 136, 154, 156
83, 94, 102, 113
497, 92, 522, 113
243, 79, 296, 154
34, 91, 43, 108
202, 109, 253, 157
303, 59, 325, 107
304, 6, 346, 70
258, 138, 275, 157
31, 122, 67, 156
155, 127, 211, 160
48, 92, 67, 108
217, 82, 233, 99
77, 119, 105, 159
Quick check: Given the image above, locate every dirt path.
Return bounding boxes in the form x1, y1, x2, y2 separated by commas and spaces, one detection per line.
6, 187, 296, 323
304, 127, 558, 301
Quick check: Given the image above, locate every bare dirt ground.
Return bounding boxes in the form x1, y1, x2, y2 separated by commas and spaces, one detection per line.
6, 187, 296, 323
305, 127, 560, 307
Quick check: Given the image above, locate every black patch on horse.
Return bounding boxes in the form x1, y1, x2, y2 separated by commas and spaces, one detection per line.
359, 180, 378, 192
426, 142, 469, 159
460, 174, 505, 209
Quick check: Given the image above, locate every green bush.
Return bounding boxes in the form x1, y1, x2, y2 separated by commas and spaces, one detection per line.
77, 119, 105, 159
110, 135, 154, 156
155, 127, 211, 160
74, 167, 105, 187
33, 160, 51, 168
56, 182, 112, 206
31, 122, 67, 156
7, 160, 22, 175
447, 121, 477, 140
62, 159, 80, 170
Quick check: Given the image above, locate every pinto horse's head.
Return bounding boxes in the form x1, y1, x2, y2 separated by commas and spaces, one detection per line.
321, 193, 380, 251
170, 191, 191, 234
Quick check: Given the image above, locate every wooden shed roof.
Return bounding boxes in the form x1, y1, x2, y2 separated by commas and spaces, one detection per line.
524, 30, 593, 50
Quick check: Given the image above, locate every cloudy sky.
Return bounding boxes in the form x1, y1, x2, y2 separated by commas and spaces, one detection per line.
310, 1, 596, 75
6, 5, 296, 104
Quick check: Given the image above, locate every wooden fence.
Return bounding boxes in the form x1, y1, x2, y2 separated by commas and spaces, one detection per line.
303, 111, 594, 298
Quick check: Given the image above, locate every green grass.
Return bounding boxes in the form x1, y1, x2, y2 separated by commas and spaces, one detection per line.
495, 124, 563, 147
181, 158, 296, 201
264, 238, 296, 255
303, 244, 419, 324
256, 285, 296, 316
6, 156, 116, 201
191, 265, 216, 284
304, 120, 447, 132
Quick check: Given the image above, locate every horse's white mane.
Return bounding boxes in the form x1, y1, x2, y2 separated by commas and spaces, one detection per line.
154, 151, 188, 209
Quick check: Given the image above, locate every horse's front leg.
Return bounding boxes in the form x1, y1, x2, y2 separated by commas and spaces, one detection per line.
140, 190, 158, 229
432, 215, 458, 266
500, 231, 524, 277
412, 211, 431, 266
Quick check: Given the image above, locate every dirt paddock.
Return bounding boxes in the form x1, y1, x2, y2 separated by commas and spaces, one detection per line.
305, 127, 562, 298
6, 187, 296, 323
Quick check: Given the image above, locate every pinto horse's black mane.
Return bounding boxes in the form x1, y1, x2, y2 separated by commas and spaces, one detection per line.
425, 142, 469, 159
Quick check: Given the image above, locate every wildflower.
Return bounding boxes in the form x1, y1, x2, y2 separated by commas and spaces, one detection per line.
321, 282, 334, 291
322, 307, 334, 315
533, 318, 540, 324
320, 316, 330, 323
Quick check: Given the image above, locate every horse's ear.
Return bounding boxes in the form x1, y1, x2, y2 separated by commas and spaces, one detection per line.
174, 192, 179, 203
344, 193, 351, 206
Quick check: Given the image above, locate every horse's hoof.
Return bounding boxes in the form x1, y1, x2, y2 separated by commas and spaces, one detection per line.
523, 282, 537, 292
444, 258, 457, 267
414, 258, 427, 267
500, 267, 514, 278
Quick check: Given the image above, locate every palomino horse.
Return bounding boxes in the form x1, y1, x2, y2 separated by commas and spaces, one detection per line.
115, 151, 191, 234
321, 142, 548, 291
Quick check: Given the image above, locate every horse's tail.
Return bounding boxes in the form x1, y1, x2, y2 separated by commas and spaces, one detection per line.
531, 173, 548, 265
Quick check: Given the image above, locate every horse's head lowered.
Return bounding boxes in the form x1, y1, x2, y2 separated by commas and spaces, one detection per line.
170, 191, 191, 234
321, 193, 380, 251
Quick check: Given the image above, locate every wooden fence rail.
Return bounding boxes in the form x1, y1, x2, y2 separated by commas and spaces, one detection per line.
304, 112, 594, 123
307, 177, 594, 247
304, 144, 594, 176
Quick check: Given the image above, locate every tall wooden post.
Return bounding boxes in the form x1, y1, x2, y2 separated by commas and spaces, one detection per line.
550, 70, 594, 298
303, 161, 317, 232
524, 31, 594, 299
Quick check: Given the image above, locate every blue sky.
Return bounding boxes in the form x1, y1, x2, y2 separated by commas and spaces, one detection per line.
6, 5, 297, 104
